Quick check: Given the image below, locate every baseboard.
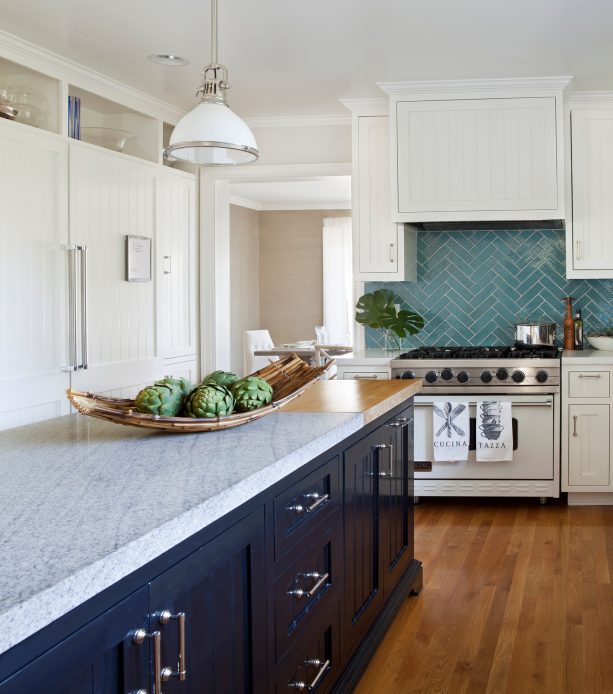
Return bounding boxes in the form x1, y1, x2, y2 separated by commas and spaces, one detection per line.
567, 492, 613, 506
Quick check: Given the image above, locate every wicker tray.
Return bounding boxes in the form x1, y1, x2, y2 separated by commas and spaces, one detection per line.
67, 354, 331, 433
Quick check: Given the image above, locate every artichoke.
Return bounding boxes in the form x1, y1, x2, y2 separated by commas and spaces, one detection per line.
202, 370, 239, 388
135, 382, 184, 417
185, 383, 235, 418
231, 376, 273, 412
156, 376, 194, 397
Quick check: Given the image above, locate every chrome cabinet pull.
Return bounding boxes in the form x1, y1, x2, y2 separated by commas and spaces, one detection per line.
79, 245, 88, 369
163, 255, 172, 274
576, 239, 582, 260
288, 658, 331, 690
157, 611, 187, 682
286, 492, 330, 515
352, 374, 378, 379
64, 245, 78, 371
132, 629, 162, 694
573, 415, 578, 437
287, 571, 330, 599
389, 242, 394, 263
374, 443, 394, 477
578, 373, 602, 378
386, 421, 402, 428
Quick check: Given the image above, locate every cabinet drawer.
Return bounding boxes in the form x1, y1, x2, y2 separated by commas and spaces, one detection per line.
274, 456, 340, 561
273, 523, 342, 664
568, 371, 610, 398
273, 604, 340, 694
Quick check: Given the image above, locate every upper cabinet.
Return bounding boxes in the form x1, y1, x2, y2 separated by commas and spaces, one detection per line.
341, 99, 416, 282
566, 100, 613, 278
378, 78, 570, 223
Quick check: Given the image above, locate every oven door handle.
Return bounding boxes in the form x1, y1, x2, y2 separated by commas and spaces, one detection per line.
415, 400, 553, 408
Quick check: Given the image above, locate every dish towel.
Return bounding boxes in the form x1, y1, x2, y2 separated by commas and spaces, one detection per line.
432, 402, 469, 461
476, 401, 513, 461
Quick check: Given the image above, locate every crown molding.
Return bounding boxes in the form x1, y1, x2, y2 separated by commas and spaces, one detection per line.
243, 114, 351, 128
229, 195, 263, 211
229, 194, 350, 211
378, 76, 573, 98
568, 90, 613, 104
339, 97, 389, 115
0, 29, 185, 124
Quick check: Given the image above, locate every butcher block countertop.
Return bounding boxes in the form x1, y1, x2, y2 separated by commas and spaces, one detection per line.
282, 378, 422, 423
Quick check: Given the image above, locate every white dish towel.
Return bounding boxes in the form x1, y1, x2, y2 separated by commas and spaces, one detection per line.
476, 401, 513, 461
432, 402, 469, 461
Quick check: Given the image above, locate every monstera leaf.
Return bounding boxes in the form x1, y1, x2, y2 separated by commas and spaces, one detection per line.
355, 289, 424, 343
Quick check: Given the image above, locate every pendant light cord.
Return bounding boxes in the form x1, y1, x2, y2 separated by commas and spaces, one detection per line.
211, 0, 218, 66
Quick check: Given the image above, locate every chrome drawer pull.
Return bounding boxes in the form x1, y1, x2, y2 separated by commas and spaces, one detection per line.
352, 374, 378, 379
287, 492, 330, 515
578, 374, 602, 378
288, 658, 331, 690
157, 611, 187, 682
374, 443, 394, 477
287, 571, 330, 599
132, 629, 162, 694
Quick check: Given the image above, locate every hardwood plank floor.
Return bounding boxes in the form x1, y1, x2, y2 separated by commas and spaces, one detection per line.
354, 498, 613, 694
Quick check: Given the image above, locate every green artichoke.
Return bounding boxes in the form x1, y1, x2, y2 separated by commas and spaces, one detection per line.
135, 382, 184, 417
231, 376, 273, 412
202, 370, 239, 388
185, 383, 235, 418
156, 376, 194, 397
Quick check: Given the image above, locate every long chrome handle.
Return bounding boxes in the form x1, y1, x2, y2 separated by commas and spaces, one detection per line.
158, 611, 187, 682
286, 492, 330, 515
389, 242, 394, 263
352, 375, 378, 380
287, 571, 330, 599
374, 443, 394, 477
163, 255, 172, 274
79, 245, 88, 369
132, 629, 162, 694
578, 373, 602, 378
415, 400, 552, 408
576, 239, 582, 260
288, 659, 331, 691
65, 246, 78, 370
573, 415, 578, 437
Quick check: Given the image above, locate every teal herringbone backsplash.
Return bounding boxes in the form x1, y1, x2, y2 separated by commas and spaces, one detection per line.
365, 229, 613, 348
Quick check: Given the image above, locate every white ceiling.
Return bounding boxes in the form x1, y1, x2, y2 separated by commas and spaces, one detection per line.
2, 1, 613, 117
229, 176, 351, 210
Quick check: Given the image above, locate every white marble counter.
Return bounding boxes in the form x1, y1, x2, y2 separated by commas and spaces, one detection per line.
0, 410, 364, 655
335, 348, 398, 366
562, 349, 613, 365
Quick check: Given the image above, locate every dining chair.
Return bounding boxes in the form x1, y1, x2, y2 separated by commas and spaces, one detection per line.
244, 330, 278, 375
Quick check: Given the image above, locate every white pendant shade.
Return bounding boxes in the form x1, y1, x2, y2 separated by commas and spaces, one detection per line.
167, 99, 258, 165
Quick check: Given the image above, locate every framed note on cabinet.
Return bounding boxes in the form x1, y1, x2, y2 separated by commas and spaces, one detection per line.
125, 235, 152, 282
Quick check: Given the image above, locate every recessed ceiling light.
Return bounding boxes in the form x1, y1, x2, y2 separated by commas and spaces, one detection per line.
148, 54, 190, 66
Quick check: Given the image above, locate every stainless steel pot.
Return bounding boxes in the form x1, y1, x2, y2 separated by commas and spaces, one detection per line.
514, 322, 557, 347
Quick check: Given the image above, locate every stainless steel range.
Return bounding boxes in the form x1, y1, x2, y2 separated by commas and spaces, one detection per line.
391, 346, 561, 502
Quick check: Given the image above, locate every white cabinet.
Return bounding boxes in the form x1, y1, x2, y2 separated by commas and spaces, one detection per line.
378, 78, 569, 223
341, 100, 416, 281
566, 106, 613, 278
0, 123, 70, 430
157, 169, 198, 361
562, 364, 613, 494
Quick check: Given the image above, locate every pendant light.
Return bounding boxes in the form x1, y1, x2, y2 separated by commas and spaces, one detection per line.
165, 0, 259, 165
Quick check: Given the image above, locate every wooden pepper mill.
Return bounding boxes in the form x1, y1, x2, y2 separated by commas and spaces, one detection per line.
563, 296, 575, 350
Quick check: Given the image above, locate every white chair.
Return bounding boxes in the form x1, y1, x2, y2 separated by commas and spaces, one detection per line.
244, 330, 278, 375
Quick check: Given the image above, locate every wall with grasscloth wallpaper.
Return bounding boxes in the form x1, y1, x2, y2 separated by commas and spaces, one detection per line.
365, 228, 613, 349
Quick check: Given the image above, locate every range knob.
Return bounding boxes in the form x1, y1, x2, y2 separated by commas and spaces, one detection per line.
441, 368, 454, 381
424, 371, 438, 384
401, 370, 416, 380
480, 370, 493, 383
536, 370, 549, 383
496, 368, 509, 381
512, 370, 525, 383
457, 371, 469, 383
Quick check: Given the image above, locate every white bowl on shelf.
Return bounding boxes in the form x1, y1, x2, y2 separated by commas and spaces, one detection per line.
587, 335, 613, 351
80, 127, 136, 152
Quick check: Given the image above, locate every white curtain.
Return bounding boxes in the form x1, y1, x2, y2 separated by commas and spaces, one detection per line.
322, 217, 353, 345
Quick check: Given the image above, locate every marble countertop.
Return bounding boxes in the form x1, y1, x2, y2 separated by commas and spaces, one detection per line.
562, 349, 613, 364
0, 409, 365, 656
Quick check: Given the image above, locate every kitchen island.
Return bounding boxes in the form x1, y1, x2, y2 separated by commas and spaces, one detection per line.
0, 378, 421, 693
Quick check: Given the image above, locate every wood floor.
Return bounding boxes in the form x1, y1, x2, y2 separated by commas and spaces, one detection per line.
354, 498, 613, 694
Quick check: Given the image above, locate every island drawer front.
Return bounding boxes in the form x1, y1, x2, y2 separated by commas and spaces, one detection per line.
568, 370, 610, 398
272, 603, 340, 694
274, 456, 340, 561
273, 522, 342, 664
